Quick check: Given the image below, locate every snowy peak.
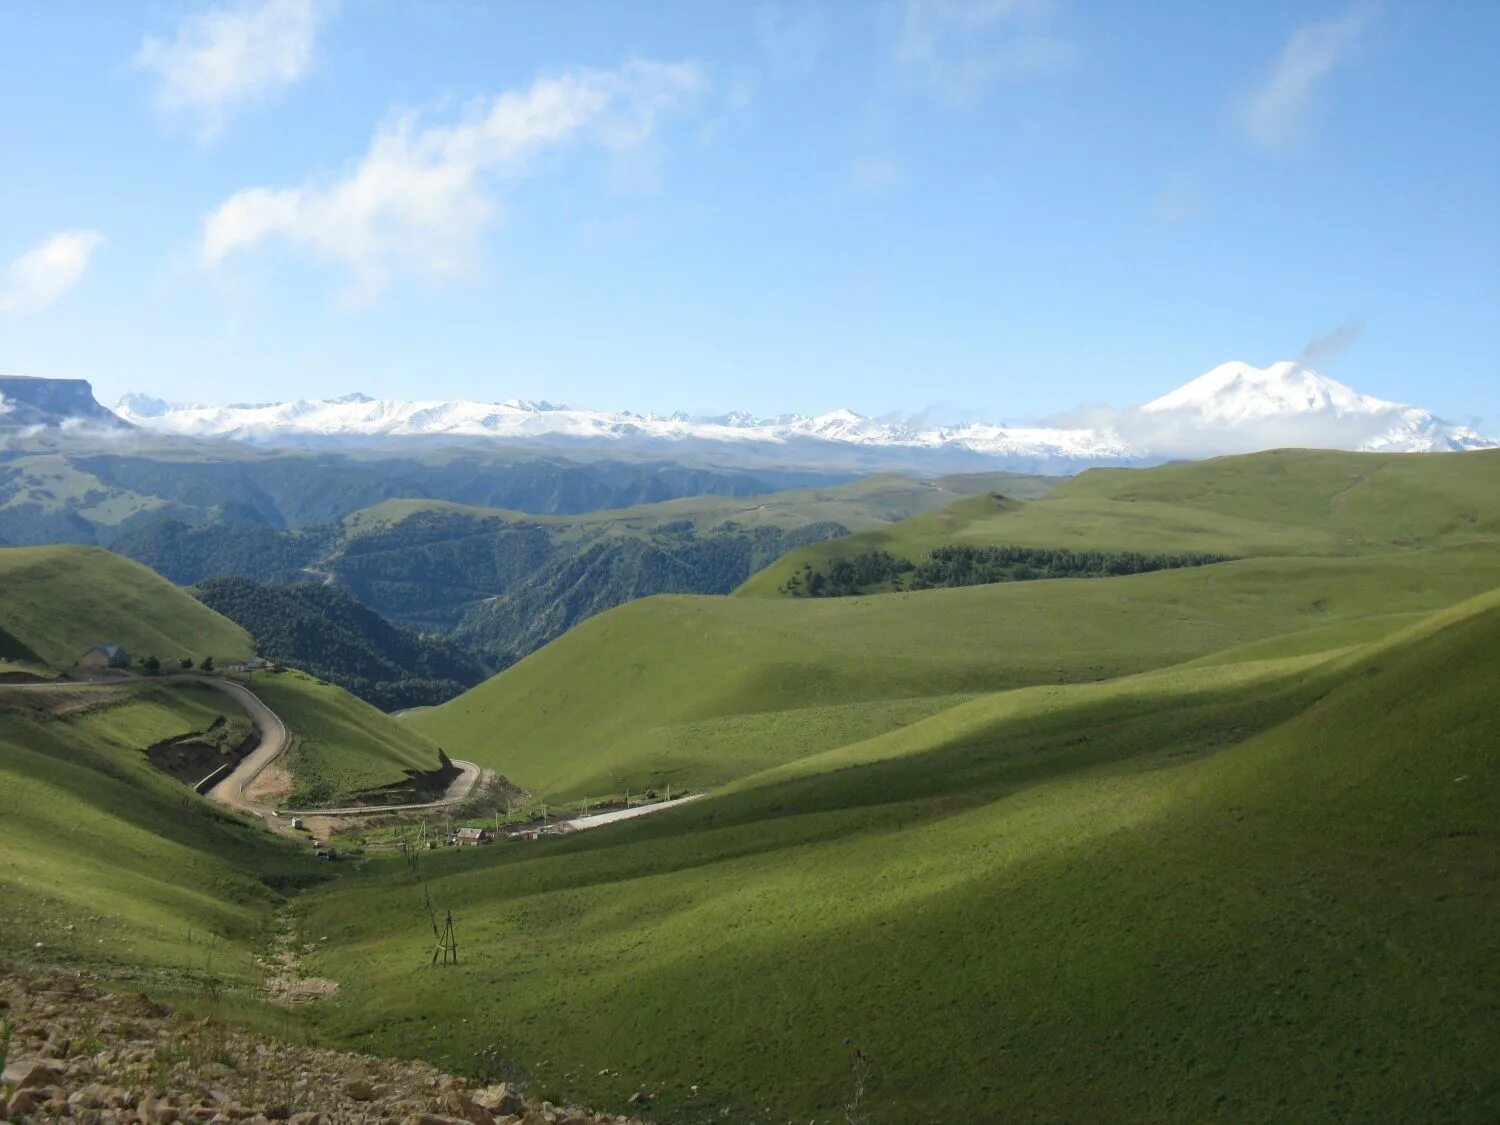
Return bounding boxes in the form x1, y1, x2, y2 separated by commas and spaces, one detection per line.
1142, 360, 1396, 421
1134, 359, 1494, 456
110, 360, 1496, 467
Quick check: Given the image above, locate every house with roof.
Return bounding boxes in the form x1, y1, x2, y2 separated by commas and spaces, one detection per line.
79, 644, 131, 672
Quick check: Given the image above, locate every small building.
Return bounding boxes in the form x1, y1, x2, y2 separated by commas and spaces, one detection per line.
455, 826, 494, 846
79, 644, 131, 672
227, 657, 271, 672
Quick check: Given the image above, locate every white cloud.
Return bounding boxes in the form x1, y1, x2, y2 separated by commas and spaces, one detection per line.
893, 0, 1073, 105
0, 231, 106, 314
136, 0, 331, 138
1241, 7, 1370, 152
201, 60, 705, 299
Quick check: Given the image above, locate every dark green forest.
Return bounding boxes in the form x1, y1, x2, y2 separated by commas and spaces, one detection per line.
783, 544, 1235, 597
453, 519, 849, 664
192, 577, 491, 711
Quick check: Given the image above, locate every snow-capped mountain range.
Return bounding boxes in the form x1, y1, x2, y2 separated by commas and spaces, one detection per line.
110, 360, 1496, 470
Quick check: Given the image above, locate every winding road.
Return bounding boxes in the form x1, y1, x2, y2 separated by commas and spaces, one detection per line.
0, 674, 482, 830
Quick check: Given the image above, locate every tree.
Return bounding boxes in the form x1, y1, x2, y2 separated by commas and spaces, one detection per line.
200, 655, 215, 673
179, 656, 194, 670
142, 655, 161, 675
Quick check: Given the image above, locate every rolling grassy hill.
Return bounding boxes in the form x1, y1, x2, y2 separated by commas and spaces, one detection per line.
738, 447, 1500, 596
341, 470, 1056, 541
0, 681, 314, 982
301, 588, 1500, 1122
2, 448, 1495, 1122
0, 545, 254, 670
409, 542, 1500, 799
247, 670, 452, 806
0, 543, 452, 805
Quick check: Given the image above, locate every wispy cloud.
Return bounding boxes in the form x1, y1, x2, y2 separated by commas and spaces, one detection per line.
200, 60, 705, 300
0, 231, 105, 314
1240, 6, 1371, 152
893, 0, 1073, 106
136, 0, 332, 138
755, 3, 828, 74
1298, 317, 1364, 366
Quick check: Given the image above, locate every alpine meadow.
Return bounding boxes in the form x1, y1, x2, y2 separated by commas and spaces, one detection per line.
2, 3, 1498, 1123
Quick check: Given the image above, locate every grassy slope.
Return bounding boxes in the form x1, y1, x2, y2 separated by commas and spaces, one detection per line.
0, 545, 254, 668
342, 471, 1055, 542
0, 682, 312, 982
246, 670, 449, 802
304, 590, 1500, 1122
738, 447, 1500, 596
0, 454, 168, 525
409, 542, 1500, 798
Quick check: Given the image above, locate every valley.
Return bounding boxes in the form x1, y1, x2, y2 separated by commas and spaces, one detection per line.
2, 443, 1497, 1122
6, 11, 1495, 1120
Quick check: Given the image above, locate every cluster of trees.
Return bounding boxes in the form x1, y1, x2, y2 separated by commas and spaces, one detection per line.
139, 654, 214, 675
781, 550, 915, 597
192, 577, 491, 711
784, 544, 1235, 597
109, 517, 334, 586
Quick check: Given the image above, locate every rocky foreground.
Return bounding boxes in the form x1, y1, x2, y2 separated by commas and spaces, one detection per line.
0, 968, 646, 1125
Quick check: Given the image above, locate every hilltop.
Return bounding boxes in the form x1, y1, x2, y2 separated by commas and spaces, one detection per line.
0, 545, 253, 671
741, 447, 1500, 597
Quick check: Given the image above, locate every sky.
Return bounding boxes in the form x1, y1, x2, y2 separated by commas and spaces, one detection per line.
1, 0, 1496, 428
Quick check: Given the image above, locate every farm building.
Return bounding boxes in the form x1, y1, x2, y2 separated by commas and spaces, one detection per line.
79, 644, 131, 671
227, 657, 271, 672
455, 827, 494, 846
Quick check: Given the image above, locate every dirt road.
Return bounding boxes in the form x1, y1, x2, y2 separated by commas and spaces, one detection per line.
558, 792, 705, 831
0, 673, 482, 830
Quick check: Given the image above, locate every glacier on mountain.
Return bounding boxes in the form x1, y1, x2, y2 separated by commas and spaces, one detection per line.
111, 361, 1495, 467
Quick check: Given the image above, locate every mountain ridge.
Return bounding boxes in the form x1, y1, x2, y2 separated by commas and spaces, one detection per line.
112, 360, 1495, 465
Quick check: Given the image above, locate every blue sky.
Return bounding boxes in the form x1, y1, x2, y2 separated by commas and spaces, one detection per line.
1, 1, 1496, 427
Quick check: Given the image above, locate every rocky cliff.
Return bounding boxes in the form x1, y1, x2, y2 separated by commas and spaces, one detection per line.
0, 376, 127, 429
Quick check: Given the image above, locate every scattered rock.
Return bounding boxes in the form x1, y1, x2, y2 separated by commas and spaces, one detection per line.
1, 1059, 64, 1091
474, 1085, 526, 1116
0, 965, 640, 1125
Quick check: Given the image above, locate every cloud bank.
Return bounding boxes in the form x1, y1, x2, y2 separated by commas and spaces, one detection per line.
136, 0, 332, 138
200, 59, 705, 299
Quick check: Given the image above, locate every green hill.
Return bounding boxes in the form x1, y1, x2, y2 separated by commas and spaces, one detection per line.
738, 447, 1500, 596
409, 541, 1500, 799
0, 681, 314, 983
247, 670, 453, 807
303, 588, 1500, 1123
0, 545, 254, 670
